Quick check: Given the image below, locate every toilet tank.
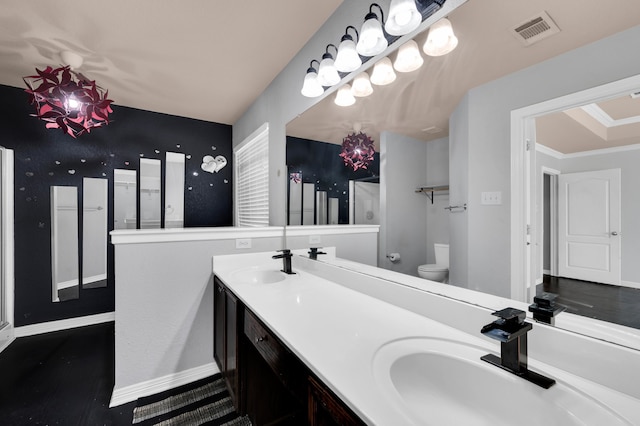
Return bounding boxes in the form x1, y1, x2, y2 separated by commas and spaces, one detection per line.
434, 243, 449, 267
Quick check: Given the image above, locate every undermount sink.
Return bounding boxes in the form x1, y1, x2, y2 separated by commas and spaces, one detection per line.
229, 267, 286, 285
372, 338, 630, 426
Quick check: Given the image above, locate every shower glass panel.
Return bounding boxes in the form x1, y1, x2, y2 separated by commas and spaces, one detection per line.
140, 158, 161, 229
349, 180, 380, 225
114, 169, 137, 229
164, 152, 185, 228
51, 186, 79, 302
82, 178, 107, 289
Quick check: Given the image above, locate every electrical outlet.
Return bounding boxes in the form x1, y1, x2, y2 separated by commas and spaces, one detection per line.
481, 191, 502, 205
236, 238, 252, 249
309, 235, 322, 244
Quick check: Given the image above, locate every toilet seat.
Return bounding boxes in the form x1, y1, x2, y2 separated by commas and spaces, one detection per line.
418, 264, 448, 273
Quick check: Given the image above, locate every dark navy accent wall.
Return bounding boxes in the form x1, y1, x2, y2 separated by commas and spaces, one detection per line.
286, 136, 379, 224
0, 84, 232, 327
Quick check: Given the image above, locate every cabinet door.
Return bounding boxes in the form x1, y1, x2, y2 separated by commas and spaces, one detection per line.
308, 375, 364, 426
213, 277, 225, 370
225, 289, 239, 407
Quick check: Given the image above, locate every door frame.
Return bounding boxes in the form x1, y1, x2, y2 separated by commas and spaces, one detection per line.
0, 147, 15, 353
510, 73, 640, 303
539, 167, 560, 282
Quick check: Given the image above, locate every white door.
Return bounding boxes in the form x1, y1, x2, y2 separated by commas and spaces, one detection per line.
558, 169, 621, 285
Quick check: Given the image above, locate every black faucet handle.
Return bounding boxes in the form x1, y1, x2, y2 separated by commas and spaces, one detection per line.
278, 249, 292, 255
491, 307, 527, 325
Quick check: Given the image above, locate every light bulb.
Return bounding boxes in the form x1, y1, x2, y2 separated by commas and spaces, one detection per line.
423, 18, 458, 57
370, 57, 396, 86
335, 84, 356, 107
351, 72, 373, 97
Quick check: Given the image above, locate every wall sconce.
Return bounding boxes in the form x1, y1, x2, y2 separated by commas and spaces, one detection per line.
423, 17, 458, 56
334, 26, 362, 73
23, 51, 113, 138
335, 84, 356, 107
317, 44, 341, 87
301, 60, 324, 97
370, 57, 396, 86
351, 72, 374, 97
356, 3, 388, 57
393, 39, 424, 72
385, 0, 422, 36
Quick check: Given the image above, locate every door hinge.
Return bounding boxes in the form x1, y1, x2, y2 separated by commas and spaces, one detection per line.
525, 140, 531, 151
526, 224, 531, 235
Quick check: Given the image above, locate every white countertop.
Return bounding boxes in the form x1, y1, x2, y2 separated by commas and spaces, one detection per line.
212, 252, 640, 426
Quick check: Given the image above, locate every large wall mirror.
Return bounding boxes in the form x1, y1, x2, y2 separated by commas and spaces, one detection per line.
164, 152, 185, 228
139, 158, 161, 229
51, 186, 79, 302
285, 0, 640, 349
82, 178, 108, 289
114, 169, 137, 230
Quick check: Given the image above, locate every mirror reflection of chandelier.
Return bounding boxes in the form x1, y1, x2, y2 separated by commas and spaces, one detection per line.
339, 130, 375, 171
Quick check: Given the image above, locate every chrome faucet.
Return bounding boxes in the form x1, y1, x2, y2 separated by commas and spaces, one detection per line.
481, 307, 555, 389
308, 247, 326, 260
272, 249, 295, 274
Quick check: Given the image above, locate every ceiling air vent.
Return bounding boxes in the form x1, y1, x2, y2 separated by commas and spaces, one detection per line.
511, 11, 560, 46
630, 91, 640, 99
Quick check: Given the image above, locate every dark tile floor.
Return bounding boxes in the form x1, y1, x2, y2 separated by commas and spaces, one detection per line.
538, 275, 640, 329
0, 322, 135, 425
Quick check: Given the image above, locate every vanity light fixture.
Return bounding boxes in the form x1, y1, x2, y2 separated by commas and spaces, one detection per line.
423, 17, 458, 56
370, 57, 396, 86
385, 0, 422, 36
335, 84, 356, 107
23, 51, 113, 138
351, 72, 374, 97
317, 44, 341, 87
356, 3, 388, 57
393, 39, 424, 72
335, 26, 362, 73
301, 60, 324, 97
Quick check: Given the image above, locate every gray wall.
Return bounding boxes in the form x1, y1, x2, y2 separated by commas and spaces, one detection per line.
449, 24, 640, 297
112, 228, 379, 402
380, 131, 428, 275
537, 147, 640, 285
426, 137, 450, 263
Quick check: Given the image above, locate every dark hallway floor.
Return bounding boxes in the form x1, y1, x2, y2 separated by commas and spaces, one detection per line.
538, 275, 640, 329
0, 322, 135, 425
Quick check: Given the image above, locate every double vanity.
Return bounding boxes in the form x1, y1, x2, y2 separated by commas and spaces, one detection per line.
212, 250, 640, 425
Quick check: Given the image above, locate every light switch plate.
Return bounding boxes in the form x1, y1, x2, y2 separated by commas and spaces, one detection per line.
309, 235, 322, 244
236, 238, 252, 249
481, 191, 502, 205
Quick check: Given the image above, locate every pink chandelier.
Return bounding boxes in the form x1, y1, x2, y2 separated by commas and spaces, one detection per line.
339, 131, 375, 171
23, 64, 113, 138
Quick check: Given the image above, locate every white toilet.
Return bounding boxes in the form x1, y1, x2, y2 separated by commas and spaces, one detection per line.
418, 243, 449, 283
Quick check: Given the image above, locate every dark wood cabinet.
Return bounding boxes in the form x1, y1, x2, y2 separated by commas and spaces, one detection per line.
308, 375, 366, 426
213, 276, 241, 411
214, 276, 365, 425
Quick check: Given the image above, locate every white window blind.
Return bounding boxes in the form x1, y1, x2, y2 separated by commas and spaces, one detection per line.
235, 124, 269, 227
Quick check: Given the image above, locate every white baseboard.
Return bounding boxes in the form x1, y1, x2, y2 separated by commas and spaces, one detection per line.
109, 362, 220, 407
14, 312, 115, 337
622, 280, 640, 290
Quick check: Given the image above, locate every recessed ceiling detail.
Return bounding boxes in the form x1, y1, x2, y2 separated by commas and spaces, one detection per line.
510, 11, 560, 46
581, 104, 640, 128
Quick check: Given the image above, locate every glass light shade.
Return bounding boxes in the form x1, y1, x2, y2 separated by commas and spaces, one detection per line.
356, 16, 388, 56
317, 55, 341, 86
335, 38, 362, 73
370, 57, 396, 86
301, 71, 323, 97
393, 40, 424, 72
335, 84, 356, 107
423, 18, 458, 57
385, 0, 421, 36
351, 72, 373, 97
